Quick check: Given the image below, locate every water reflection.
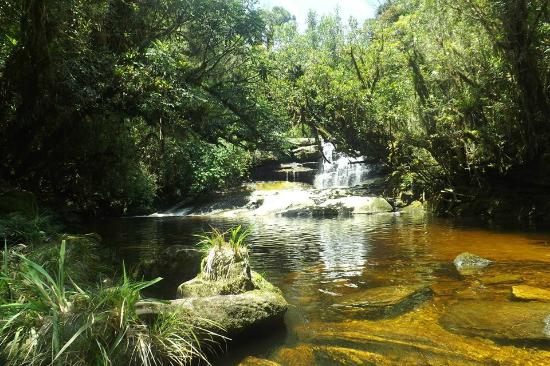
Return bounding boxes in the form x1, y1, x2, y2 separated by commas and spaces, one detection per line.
318, 218, 369, 279
94, 213, 550, 365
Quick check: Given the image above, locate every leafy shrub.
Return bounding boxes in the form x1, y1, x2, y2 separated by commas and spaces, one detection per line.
190, 141, 253, 196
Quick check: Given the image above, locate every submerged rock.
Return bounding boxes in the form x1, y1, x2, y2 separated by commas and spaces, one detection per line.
453, 252, 492, 275
292, 306, 550, 365
440, 300, 550, 341
238, 357, 281, 366
335, 284, 433, 319
274, 344, 385, 366
512, 285, 550, 302
479, 273, 523, 285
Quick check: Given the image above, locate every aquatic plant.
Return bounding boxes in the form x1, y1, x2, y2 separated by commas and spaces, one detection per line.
0, 241, 223, 366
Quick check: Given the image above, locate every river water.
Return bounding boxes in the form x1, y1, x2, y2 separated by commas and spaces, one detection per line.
95, 209, 550, 365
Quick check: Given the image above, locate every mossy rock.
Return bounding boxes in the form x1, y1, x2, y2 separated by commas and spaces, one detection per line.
401, 200, 425, 214
171, 284, 287, 335
177, 247, 254, 298
141, 271, 288, 336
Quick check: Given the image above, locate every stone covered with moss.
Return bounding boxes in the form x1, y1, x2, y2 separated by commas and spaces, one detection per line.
173, 244, 288, 336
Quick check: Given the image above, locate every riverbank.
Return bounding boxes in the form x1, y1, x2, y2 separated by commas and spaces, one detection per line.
0, 189, 289, 365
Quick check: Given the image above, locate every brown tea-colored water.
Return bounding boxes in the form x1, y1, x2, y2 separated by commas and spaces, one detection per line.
96, 213, 550, 365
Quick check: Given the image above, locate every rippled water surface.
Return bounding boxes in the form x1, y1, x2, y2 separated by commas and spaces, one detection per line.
95, 213, 550, 365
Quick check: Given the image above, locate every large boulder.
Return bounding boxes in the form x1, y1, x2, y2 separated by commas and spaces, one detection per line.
401, 200, 425, 214
440, 300, 550, 341
334, 284, 433, 319
280, 205, 342, 218
278, 196, 393, 217
172, 272, 287, 335
288, 138, 316, 147
172, 246, 288, 336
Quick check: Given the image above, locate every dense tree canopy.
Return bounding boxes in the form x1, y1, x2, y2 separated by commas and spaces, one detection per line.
1, 0, 548, 214
0, 0, 287, 214
265, 0, 549, 198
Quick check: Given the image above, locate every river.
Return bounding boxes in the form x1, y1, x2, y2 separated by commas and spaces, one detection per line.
94, 210, 550, 365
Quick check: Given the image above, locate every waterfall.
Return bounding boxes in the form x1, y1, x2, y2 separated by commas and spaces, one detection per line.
313, 142, 371, 189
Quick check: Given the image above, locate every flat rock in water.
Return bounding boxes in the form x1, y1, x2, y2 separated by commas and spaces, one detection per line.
453, 252, 492, 275
440, 300, 550, 341
336, 284, 433, 319
238, 357, 281, 366
275, 344, 385, 366
480, 273, 523, 285
512, 285, 550, 302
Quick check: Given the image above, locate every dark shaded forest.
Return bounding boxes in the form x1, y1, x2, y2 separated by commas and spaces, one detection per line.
1, 0, 549, 216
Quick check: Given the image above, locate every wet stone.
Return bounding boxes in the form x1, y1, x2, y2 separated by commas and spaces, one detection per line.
453, 252, 492, 275
275, 344, 385, 366
335, 284, 433, 319
238, 357, 281, 366
512, 285, 550, 302
440, 300, 550, 341
479, 273, 523, 285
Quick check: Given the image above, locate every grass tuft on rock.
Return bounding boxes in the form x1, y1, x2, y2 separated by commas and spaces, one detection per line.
196, 226, 251, 281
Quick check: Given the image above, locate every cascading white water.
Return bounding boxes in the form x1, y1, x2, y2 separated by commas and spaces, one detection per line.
313, 142, 371, 189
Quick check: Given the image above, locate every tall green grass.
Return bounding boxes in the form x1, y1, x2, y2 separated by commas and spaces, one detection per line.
0, 241, 224, 366
195, 226, 251, 281
196, 225, 251, 260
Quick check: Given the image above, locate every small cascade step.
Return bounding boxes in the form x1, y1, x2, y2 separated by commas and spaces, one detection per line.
314, 142, 372, 189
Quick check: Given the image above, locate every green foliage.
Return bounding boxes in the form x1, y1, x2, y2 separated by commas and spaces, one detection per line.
190, 141, 252, 195
196, 225, 251, 260
0, 241, 223, 366
265, 0, 549, 197
0, 0, 284, 215
1, 0, 548, 213
0, 212, 61, 245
